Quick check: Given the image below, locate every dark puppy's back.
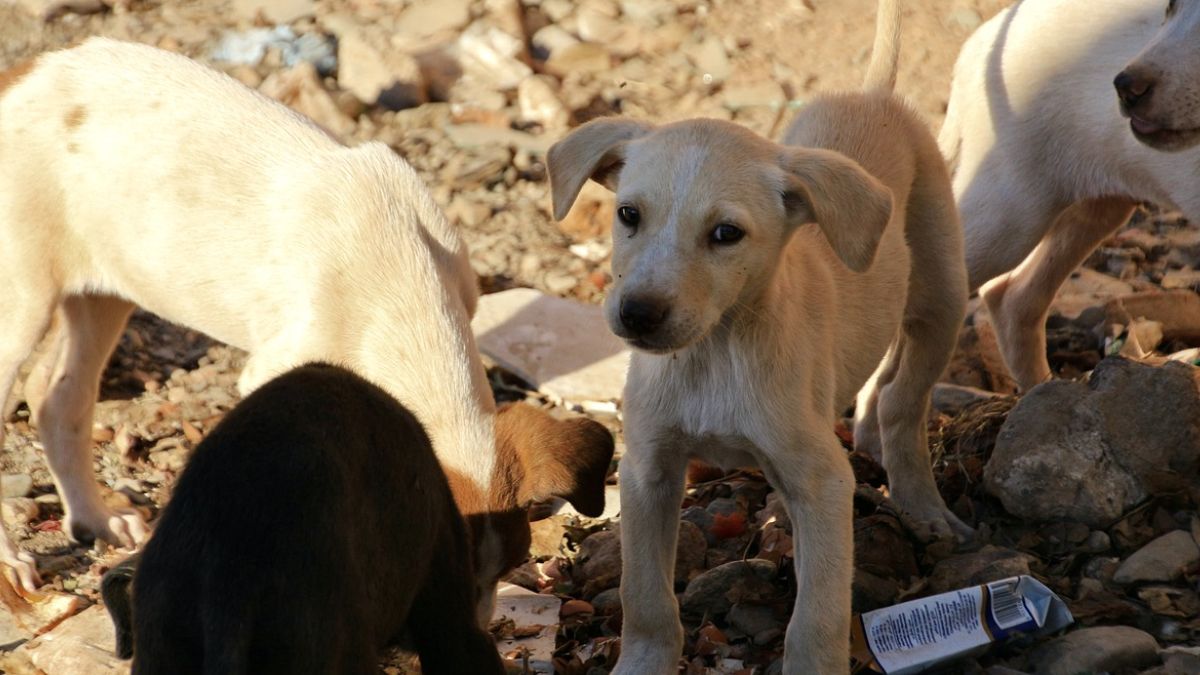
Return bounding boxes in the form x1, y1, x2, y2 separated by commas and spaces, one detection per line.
127, 362, 503, 675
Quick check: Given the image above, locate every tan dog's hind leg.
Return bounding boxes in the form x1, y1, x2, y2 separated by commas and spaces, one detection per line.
764, 429, 855, 674
981, 197, 1136, 391
22, 320, 67, 422
0, 293, 57, 591
612, 430, 687, 675
38, 295, 147, 547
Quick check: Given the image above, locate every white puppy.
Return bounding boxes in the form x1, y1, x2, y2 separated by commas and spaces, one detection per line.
0, 39, 615, 617
549, 1, 968, 672
941, 0, 1200, 390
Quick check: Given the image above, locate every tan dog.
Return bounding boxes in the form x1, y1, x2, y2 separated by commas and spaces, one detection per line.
548, 1, 967, 671
0, 38, 614, 620
941, 0, 1200, 390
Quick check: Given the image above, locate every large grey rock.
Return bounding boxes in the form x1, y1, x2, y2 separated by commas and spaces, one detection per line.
1114, 530, 1200, 585
573, 522, 706, 597
472, 288, 630, 406
1026, 626, 1159, 675
985, 358, 1200, 527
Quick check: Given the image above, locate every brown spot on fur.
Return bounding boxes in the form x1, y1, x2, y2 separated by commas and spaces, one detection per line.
0, 58, 37, 98
64, 105, 87, 130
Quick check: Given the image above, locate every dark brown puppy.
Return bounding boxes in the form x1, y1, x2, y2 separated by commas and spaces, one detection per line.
103, 362, 506, 675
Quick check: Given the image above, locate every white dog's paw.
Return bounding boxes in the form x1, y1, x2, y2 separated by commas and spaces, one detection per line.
612, 642, 681, 675
66, 506, 149, 548
1, 546, 43, 593
891, 493, 974, 543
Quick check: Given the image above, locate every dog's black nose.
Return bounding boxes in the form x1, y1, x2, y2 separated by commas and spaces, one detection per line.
619, 296, 669, 335
1114, 70, 1154, 108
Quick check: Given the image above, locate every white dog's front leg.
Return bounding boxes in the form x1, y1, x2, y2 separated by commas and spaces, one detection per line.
613, 435, 687, 675
767, 433, 855, 675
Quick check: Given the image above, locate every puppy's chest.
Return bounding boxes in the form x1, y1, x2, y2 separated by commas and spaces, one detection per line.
630, 349, 781, 459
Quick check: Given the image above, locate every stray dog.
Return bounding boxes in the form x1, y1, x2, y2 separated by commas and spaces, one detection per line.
940, 0, 1200, 390
0, 38, 615, 618
548, 1, 967, 672
99, 363, 506, 675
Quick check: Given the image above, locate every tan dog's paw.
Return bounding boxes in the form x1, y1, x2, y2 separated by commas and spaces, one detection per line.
901, 502, 974, 543
0, 546, 42, 593
66, 506, 150, 548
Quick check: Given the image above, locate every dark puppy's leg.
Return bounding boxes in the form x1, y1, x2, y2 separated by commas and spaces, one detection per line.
407, 510, 505, 675
101, 553, 139, 659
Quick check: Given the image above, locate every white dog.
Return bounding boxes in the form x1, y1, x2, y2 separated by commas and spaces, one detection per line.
941, 0, 1200, 390
549, 1, 968, 672
0, 39, 614, 620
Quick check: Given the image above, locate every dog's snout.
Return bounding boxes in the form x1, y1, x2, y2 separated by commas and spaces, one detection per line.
619, 296, 670, 335
1114, 70, 1154, 108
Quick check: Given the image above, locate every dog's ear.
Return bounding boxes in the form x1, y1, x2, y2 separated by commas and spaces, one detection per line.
496, 404, 615, 517
547, 117, 653, 221
779, 147, 893, 273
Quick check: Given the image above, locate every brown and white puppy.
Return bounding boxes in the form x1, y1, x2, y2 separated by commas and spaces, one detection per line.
100, 363, 506, 675
940, 0, 1200, 390
0, 38, 614, 616
548, 1, 967, 672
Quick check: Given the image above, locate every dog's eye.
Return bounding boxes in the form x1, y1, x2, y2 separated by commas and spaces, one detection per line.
617, 205, 640, 228
711, 223, 744, 245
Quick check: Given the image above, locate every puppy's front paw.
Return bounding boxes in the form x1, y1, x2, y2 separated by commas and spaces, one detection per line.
902, 503, 974, 543
67, 506, 149, 548
612, 647, 680, 675
1, 546, 43, 593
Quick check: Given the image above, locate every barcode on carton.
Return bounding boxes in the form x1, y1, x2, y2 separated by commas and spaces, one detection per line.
987, 579, 1033, 630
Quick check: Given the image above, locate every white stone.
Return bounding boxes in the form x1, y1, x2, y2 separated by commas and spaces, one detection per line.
684, 35, 731, 84
1114, 530, 1200, 584
1, 473, 33, 499
394, 0, 472, 41
491, 583, 559, 674
517, 75, 570, 130
231, 0, 314, 24
15, 606, 126, 675
336, 26, 425, 109
456, 22, 532, 91
472, 288, 629, 405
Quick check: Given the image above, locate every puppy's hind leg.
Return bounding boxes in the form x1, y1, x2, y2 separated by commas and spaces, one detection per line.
852, 341, 899, 464
38, 294, 147, 547
981, 197, 1136, 391
0, 282, 58, 591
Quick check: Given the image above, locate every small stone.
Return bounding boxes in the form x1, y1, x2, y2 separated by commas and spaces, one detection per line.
517, 75, 570, 130
720, 81, 786, 111
336, 27, 425, 110
681, 559, 776, 617
259, 63, 358, 138
545, 42, 612, 77
591, 587, 621, 614
530, 24, 579, 59
1114, 530, 1200, 585
456, 22, 532, 91
1106, 291, 1200, 343
394, 0, 471, 41
928, 546, 1034, 593
683, 35, 730, 84
560, 599, 594, 617
232, 0, 314, 24
1, 497, 39, 526
576, 6, 622, 43
1161, 269, 1200, 291
931, 382, 1000, 416
1026, 626, 1159, 675
727, 603, 780, 638
1, 474, 33, 499
574, 522, 706, 596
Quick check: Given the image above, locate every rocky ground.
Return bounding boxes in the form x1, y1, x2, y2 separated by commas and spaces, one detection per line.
2, 0, 1200, 673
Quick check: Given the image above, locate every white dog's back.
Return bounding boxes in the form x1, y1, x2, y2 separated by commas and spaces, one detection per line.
1, 38, 474, 350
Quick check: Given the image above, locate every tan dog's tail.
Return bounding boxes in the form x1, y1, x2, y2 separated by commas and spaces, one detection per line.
862, 0, 900, 93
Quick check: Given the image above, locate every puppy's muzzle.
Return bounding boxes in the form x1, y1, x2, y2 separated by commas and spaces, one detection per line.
618, 295, 670, 337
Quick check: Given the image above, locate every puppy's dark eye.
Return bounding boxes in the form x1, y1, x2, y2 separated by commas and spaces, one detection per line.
617, 205, 640, 228
711, 223, 744, 245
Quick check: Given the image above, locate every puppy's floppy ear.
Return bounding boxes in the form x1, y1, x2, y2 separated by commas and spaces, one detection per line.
779, 147, 893, 273
547, 117, 653, 221
496, 404, 615, 517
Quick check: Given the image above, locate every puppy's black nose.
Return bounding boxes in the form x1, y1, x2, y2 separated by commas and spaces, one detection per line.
1114, 70, 1154, 108
619, 296, 669, 335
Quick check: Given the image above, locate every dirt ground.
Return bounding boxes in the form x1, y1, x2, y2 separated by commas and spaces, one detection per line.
1, 0, 1198, 673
